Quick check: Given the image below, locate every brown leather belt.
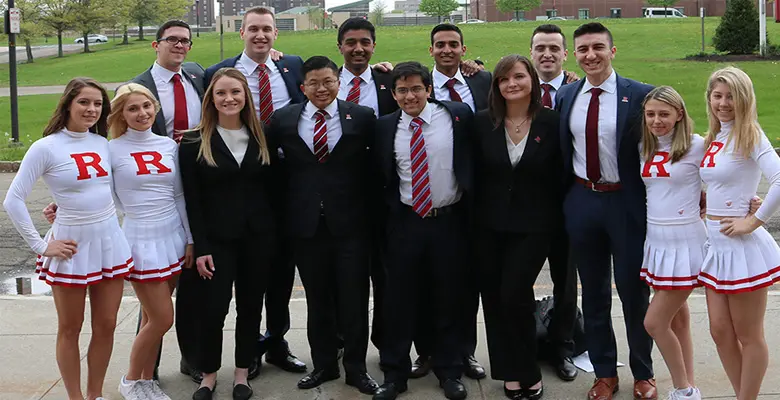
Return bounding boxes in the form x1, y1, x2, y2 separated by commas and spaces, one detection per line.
575, 177, 622, 192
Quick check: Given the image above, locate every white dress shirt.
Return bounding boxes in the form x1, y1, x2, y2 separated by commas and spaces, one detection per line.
338, 66, 379, 117
150, 62, 202, 138
540, 72, 566, 109
235, 51, 292, 118
506, 129, 529, 167
216, 125, 250, 165
570, 70, 619, 183
432, 67, 476, 113
395, 102, 461, 208
298, 99, 342, 154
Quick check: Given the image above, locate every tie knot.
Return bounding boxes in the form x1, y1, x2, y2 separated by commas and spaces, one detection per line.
541, 83, 552, 92
410, 117, 424, 130
171, 73, 181, 83
446, 78, 458, 89
590, 87, 603, 97
315, 109, 328, 120
258, 64, 267, 73
351, 77, 362, 86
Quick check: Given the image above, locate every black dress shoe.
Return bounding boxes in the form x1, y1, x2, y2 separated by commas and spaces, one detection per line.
248, 357, 261, 380
180, 358, 204, 384
523, 385, 543, 400
232, 383, 253, 400
373, 382, 408, 400
440, 378, 468, 400
266, 348, 308, 373
297, 368, 340, 389
192, 382, 216, 400
463, 355, 486, 380
346, 371, 379, 394
504, 385, 523, 400
553, 357, 577, 381
409, 355, 431, 379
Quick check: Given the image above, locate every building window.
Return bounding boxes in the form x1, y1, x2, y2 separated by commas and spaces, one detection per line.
610, 8, 622, 18
578, 8, 589, 19
546, 9, 558, 17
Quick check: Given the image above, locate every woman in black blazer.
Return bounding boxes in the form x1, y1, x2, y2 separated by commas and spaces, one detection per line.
472, 55, 563, 400
179, 68, 276, 400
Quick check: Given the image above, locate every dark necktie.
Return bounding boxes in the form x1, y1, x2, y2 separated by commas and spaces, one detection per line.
346, 77, 361, 104
258, 65, 274, 125
445, 78, 462, 102
171, 74, 188, 143
541, 83, 553, 108
313, 110, 329, 163
586, 88, 604, 183
409, 117, 432, 217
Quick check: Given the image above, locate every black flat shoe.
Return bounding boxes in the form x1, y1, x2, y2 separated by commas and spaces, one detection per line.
232, 383, 253, 400
523, 384, 543, 400
192, 382, 217, 400
180, 358, 204, 384
266, 348, 308, 373
248, 357, 262, 380
346, 371, 379, 394
409, 356, 431, 379
463, 355, 486, 380
373, 382, 408, 400
297, 368, 340, 389
553, 357, 578, 381
504, 385, 523, 399
440, 378, 468, 400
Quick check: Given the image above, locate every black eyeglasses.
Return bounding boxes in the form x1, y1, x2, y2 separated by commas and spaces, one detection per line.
159, 36, 192, 47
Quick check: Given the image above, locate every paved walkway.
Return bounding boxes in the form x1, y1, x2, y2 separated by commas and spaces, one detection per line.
0, 82, 125, 97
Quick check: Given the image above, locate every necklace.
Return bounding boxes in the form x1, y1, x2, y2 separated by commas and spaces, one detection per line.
506, 116, 529, 134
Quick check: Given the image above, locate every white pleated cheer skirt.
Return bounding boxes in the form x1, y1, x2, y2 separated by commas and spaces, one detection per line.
123, 213, 187, 282
36, 216, 134, 287
641, 220, 707, 290
698, 218, 780, 293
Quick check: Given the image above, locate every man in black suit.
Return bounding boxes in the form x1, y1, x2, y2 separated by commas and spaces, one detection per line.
128, 19, 205, 383
415, 22, 487, 381
204, 6, 307, 377
266, 56, 379, 395
373, 62, 473, 400
529, 23, 579, 382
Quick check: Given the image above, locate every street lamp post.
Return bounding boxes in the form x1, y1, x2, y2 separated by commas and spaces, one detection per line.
196, 0, 200, 37
6, 0, 21, 143
218, 0, 224, 60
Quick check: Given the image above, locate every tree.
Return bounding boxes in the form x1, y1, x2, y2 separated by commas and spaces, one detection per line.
419, 0, 459, 23
713, 0, 760, 54
10, 0, 46, 63
72, 0, 112, 53
125, 0, 190, 41
495, 0, 541, 21
306, 6, 324, 29
645, 0, 678, 17
39, 0, 76, 57
370, 0, 387, 26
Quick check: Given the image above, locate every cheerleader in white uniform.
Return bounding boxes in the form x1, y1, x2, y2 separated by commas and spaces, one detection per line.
2, 78, 132, 400
108, 84, 194, 400
698, 67, 780, 400
639, 86, 705, 400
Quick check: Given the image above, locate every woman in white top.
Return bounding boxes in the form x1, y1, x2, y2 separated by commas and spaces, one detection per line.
638, 86, 706, 400
2, 78, 132, 400
698, 67, 780, 400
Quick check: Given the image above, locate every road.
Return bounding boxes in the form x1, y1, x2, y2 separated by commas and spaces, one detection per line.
0, 42, 106, 64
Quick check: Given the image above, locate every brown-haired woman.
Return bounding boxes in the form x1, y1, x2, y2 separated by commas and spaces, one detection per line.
2, 78, 133, 400
178, 67, 276, 400
471, 55, 563, 400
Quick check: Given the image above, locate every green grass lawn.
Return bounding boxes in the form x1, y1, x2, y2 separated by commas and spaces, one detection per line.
1, 17, 780, 160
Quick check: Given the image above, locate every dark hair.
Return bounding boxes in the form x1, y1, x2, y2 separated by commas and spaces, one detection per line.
391, 61, 432, 90
474, 59, 485, 66
337, 17, 376, 44
43, 77, 111, 138
243, 6, 275, 25
531, 24, 566, 49
430, 23, 463, 45
488, 55, 542, 128
573, 22, 613, 47
156, 20, 191, 42
302, 56, 339, 78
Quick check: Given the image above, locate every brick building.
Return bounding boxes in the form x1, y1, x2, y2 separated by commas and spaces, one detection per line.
183, 0, 216, 27
221, 0, 325, 17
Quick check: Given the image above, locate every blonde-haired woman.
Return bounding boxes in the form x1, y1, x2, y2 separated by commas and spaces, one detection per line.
698, 66, 780, 400
107, 83, 194, 400
178, 67, 275, 400
3, 78, 132, 400
638, 86, 705, 400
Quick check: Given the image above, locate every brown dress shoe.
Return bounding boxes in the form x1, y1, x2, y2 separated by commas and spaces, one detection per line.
633, 379, 657, 399
588, 377, 619, 400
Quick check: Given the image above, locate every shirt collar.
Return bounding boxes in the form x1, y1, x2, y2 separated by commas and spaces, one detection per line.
401, 101, 432, 128
341, 66, 373, 85
540, 72, 565, 91
305, 98, 339, 119
433, 67, 466, 88
239, 51, 274, 74
580, 69, 617, 95
152, 62, 183, 83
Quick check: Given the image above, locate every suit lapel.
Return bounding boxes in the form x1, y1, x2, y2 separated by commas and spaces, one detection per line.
274, 58, 299, 101
489, 123, 513, 170
240, 134, 259, 169
180, 66, 203, 99
518, 118, 544, 164
464, 75, 483, 111
615, 75, 631, 150
330, 101, 352, 158
140, 68, 168, 137
212, 130, 238, 168
382, 110, 402, 182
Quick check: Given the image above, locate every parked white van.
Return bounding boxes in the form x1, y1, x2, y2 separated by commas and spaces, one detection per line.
644, 7, 686, 18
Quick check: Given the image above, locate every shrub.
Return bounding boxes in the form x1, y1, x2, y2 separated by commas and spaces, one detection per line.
713, 0, 760, 54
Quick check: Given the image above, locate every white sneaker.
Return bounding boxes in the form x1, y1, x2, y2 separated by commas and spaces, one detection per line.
147, 380, 172, 400
118, 375, 152, 400
667, 387, 702, 400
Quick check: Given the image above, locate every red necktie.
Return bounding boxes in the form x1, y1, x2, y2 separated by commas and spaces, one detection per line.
541, 83, 553, 109
445, 78, 462, 102
313, 110, 329, 163
346, 77, 361, 104
171, 74, 188, 143
258, 65, 274, 125
586, 88, 603, 183
410, 117, 432, 217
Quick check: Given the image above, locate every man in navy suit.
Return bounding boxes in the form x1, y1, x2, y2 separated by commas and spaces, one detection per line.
555, 22, 656, 400
204, 5, 307, 378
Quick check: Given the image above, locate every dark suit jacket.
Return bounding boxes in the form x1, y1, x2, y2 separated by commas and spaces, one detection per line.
337, 67, 398, 117
430, 69, 492, 113
375, 99, 475, 214
131, 62, 206, 137
204, 54, 305, 105
472, 108, 563, 232
178, 130, 278, 258
266, 100, 377, 238
556, 74, 653, 225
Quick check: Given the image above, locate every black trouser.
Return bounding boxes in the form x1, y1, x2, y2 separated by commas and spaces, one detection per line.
478, 228, 550, 386
546, 228, 578, 360
197, 235, 271, 374
370, 223, 387, 352
257, 237, 295, 356
294, 219, 370, 373
381, 204, 468, 384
